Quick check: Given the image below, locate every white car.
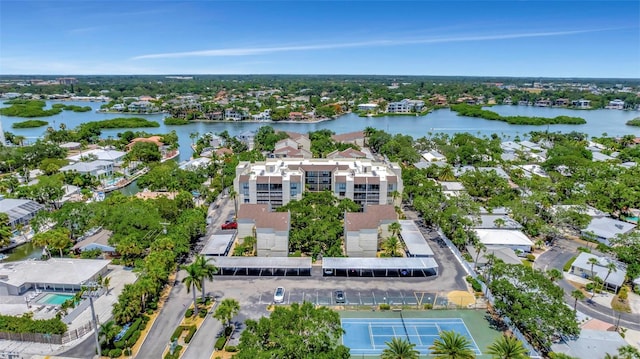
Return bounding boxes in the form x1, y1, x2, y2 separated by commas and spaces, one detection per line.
273, 287, 285, 303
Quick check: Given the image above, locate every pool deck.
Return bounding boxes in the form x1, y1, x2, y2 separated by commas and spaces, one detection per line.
340, 309, 502, 358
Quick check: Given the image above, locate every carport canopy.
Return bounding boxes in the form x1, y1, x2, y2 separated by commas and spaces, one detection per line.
212, 257, 312, 276
322, 257, 438, 276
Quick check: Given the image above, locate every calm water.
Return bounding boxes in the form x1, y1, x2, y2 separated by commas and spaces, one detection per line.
4, 241, 43, 262
2, 100, 639, 162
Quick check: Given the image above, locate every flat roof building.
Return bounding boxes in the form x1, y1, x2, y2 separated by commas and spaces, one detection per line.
200, 232, 235, 257
474, 229, 534, 253
0, 258, 110, 296
0, 197, 44, 228
234, 158, 402, 209
398, 220, 434, 257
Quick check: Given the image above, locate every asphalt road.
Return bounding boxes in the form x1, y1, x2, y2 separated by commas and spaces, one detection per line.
535, 239, 640, 330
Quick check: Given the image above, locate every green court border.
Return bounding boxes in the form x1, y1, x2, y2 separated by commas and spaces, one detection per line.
340, 309, 502, 358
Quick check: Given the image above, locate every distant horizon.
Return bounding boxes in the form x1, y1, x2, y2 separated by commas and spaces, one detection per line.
1, 74, 639, 81
1, 1, 638, 78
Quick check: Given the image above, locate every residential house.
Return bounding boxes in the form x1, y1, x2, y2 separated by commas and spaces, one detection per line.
72, 229, 116, 256
607, 99, 625, 110
288, 112, 307, 121
570, 252, 626, 292
326, 148, 367, 159
572, 99, 591, 109
344, 205, 397, 257
224, 108, 247, 121
67, 148, 127, 166
59, 160, 114, 178
237, 204, 291, 257
331, 131, 366, 147
422, 151, 446, 162
0, 196, 44, 229
469, 214, 522, 230
128, 101, 153, 112
357, 103, 378, 111
440, 181, 466, 198
466, 245, 522, 267
473, 229, 534, 253
582, 217, 636, 245
554, 98, 570, 106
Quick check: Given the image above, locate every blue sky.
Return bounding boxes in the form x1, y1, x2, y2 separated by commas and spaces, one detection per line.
1, 1, 638, 77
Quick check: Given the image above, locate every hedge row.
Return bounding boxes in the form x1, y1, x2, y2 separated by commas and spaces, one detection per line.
164, 345, 183, 359
0, 314, 67, 335
184, 325, 197, 344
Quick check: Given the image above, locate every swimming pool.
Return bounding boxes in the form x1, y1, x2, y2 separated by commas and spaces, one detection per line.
37, 293, 76, 305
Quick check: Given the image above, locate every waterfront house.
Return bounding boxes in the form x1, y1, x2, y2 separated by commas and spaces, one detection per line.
386, 99, 424, 113
572, 99, 591, 109
59, 160, 114, 178
570, 252, 626, 292
554, 98, 570, 106
357, 103, 378, 111
331, 131, 366, 147
288, 112, 306, 121
224, 108, 247, 121
0, 196, 44, 229
67, 148, 127, 166
72, 229, 116, 256
607, 99, 625, 110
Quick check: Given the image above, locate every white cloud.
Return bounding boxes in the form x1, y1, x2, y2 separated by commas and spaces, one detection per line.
132, 28, 607, 60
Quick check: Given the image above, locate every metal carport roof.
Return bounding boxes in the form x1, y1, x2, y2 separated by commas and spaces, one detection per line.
322, 257, 438, 270
211, 257, 312, 269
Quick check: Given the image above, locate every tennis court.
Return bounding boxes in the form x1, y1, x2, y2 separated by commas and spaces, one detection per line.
342, 317, 481, 356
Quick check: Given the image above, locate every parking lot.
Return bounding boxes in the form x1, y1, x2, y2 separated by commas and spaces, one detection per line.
255, 288, 449, 307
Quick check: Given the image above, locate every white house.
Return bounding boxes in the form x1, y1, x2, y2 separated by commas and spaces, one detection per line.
570, 252, 626, 292
582, 217, 636, 245
607, 99, 625, 110
0, 197, 44, 229
422, 151, 446, 162
60, 160, 114, 177
474, 229, 534, 253
357, 103, 378, 111
386, 99, 424, 113
67, 148, 126, 166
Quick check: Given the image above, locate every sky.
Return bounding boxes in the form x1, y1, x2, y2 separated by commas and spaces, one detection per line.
0, 1, 639, 78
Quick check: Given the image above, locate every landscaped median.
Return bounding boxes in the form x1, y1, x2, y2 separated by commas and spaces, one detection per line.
163, 297, 215, 359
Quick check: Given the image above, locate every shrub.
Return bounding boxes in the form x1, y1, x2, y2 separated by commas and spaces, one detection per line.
198, 309, 207, 318
526, 254, 536, 262
184, 326, 197, 344
164, 345, 183, 359
185, 308, 194, 318
563, 256, 577, 272
577, 246, 591, 253
214, 336, 227, 350
109, 348, 122, 358
127, 331, 141, 346
619, 286, 629, 301
124, 348, 132, 356
114, 340, 125, 349
171, 326, 186, 341
225, 345, 238, 352
423, 303, 433, 309
462, 253, 473, 262
379, 303, 391, 310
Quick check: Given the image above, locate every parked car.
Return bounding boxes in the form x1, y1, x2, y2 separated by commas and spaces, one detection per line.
274, 287, 285, 303
221, 221, 237, 230
335, 290, 345, 304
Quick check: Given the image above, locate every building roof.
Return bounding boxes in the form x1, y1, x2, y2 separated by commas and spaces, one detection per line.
584, 217, 636, 239
72, 229, 114, 251
135, 191, 177, 200
469, 214, 522, 229
212, 257, 311, 269
126, 136, 164, 150
200, 232, 235, 256
0, 259, 110, 287
474, 229, 534, 247
331, 131, 365, 143
237, 204, 290, 232
322, 257, 438, 270
550, 329, 627, 359
326, 148, 367, 159
345, 205, 397, 231
440, 182, 465, 191
399, 220, 434, 256
60, 160, 112, 174
466, 245, 522, 265
551, 205, 607, 218
67, 148, 126, 163
0, 198, 44, 224
59, 142, 81, 149
572, 252, 626, 288
591, 152, 614, 162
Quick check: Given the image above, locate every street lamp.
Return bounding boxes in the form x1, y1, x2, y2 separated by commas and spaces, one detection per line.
82, 281, 102, 358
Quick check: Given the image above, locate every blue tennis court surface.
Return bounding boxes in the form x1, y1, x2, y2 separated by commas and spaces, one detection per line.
342, 317, 481, 355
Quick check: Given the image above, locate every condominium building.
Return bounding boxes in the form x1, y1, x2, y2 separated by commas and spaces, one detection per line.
234, 158, 403, 209
386, 99, 425, 113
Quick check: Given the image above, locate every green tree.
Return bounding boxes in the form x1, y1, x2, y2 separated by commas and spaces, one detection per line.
600, 261, 618, 293
616, 345, 640, 359
32, 228, 71, 257
193, 255, 218, 301
486, 335, 528, 359
213, 298, 240, 327
388, 222, 402, 238
381, 337, 419, 359
181, 262, 203, 313
429, 330, 476, 359
125, 141, 161, 163
235, 302, 349, 359
0, 213, 12, 248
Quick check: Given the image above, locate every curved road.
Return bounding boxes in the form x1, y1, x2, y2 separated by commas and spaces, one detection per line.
535, 241, 640, 331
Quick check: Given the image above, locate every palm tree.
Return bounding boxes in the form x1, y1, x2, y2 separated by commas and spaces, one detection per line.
102, 276, 111, 295
381, 236, 403, 257
99, 321, 121, 348
181, 262, 203, 313
381, 337, 419, 359
586, 256, 599, 297
429, 330, 476, 359
388, 222, 402, 238
438, 165, 456, 181
213, 298, 241, 328
473, 241, 487, 270
600, 261, 618, 293
486, 335, 528, 359
616, 345, 640, 359
194, 255, 218, 301
570, 289, 585, 312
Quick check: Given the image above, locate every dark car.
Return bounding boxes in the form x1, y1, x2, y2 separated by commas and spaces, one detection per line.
221, 221, 237, 230
335, 290, 345, 304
